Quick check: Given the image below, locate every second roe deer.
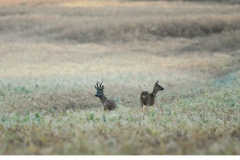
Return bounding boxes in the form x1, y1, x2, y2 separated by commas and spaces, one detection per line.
94, 80, 116, 111
140, 81, 164, 107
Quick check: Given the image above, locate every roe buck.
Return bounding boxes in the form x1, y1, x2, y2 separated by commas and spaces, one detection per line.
140, 81, 164, 107
94, 80, 116, 111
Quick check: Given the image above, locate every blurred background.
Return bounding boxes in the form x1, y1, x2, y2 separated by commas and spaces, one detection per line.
0, 0, 240, 155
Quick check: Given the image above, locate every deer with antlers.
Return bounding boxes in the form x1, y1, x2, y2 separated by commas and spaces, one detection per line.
140, 81, 164, 107
94, 80, 116, 111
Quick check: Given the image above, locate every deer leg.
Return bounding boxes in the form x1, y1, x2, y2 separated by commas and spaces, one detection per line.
140, 99, 143, 107
142, 105, 149, 120
147, 99, 150, 107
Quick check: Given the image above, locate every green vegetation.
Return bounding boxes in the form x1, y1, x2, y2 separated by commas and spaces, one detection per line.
0, 0, 240, 155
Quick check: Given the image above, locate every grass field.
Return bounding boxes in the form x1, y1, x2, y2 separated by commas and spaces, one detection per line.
0, 0, 240, 155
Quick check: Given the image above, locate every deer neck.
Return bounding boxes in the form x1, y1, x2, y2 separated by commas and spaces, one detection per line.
151, 87, 158, 98
99, 94, 107, 104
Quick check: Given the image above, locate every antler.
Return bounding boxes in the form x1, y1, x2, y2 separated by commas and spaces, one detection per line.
96, 79, 104, 88
96, 81, 99, 87
99, 79, 103, 87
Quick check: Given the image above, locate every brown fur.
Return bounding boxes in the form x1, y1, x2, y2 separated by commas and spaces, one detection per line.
94, 81, 116, 111
140, 81, 164, 107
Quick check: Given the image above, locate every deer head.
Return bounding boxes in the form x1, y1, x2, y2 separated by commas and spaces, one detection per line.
94, 80, 104, 97
154, 80, 164, 91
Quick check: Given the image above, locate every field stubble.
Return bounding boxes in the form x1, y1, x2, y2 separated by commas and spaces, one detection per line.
0, 0, 240, 155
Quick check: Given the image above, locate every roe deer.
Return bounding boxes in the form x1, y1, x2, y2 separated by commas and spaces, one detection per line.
94, 80, 116, 111
140, 81, 164, 107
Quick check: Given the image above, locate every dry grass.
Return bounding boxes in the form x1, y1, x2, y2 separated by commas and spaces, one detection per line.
1, 2, 240, 43
0, 0, 240, 155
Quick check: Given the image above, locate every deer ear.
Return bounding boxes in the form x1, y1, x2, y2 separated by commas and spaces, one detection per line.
94, 85, 97, 90
155, 81, 159, 85
102, 85, 104, 90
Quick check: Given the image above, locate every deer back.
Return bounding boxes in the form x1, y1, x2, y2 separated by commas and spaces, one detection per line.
104, 99, 116, 111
